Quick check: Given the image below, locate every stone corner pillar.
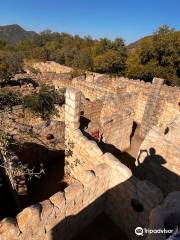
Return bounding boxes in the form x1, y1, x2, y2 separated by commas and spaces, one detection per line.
64, 88, 81, 176
65, 88, 81, 131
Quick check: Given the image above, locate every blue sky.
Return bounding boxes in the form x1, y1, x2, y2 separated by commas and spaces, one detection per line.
0, 0, 179, 44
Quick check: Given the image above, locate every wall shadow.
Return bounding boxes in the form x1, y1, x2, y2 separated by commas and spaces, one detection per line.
51, 190, 129, 240
80, 116, 137, 171
10, 142, 66, 207
130, 121, 138, 144
99, 141, 136, 172
80, 116, 91, 131
134, 147, 180, 196
50, 152, 180, 240
0, 168, 17, 220
79, 116, 179, 196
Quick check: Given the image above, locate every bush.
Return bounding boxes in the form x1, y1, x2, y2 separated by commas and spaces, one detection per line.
53, 88, 65, 105
23, 85, 64, 119
0, 90, 22, 110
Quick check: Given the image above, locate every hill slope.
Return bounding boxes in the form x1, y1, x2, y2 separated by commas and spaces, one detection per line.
128, 31, 180, 51
0, 24, 37, 44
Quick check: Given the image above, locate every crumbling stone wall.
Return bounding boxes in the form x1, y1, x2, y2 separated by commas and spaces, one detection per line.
0, 150, 28, 210
82, 99, 103, 124
0, 87, 173, 240
139, 78, 164, 138
157, 101, 180, 129
64, 88, 104, 178
32, 61, 73, 74
54, 78, 117, 101
53, 74, 180, 135
100, 93, 134, 151
63, 88, 164, 240
0, 163, 112, 240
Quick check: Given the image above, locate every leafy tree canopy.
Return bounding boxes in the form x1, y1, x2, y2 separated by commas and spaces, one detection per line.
126, 25, 180, 85
0, 24, 180, 85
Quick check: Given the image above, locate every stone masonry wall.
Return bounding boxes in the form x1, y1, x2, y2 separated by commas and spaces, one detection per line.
0, 163, 112, 240
32, 61, 73, 74
105, 175, 163, 240
100, 93, 135, 151
139, 78, 164, 138
82, 99, 103, 124
53, 74, 180, 131
64, 88, 104, 178
64, 88, 164, 240
0, 87, 167, 240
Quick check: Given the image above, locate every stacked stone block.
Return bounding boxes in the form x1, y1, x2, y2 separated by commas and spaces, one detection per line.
1, 86, 175, 240
100, 93, 135, 151
0, 163, 112, 240
64, 88, 81, 176
83, 99, 103, 124
1, 150, 28, 209
105, 175, 163, 240
139, 78, 164, 138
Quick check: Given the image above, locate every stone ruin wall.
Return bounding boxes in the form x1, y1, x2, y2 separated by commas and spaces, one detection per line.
18, 68, 180, 130
82, 98, 103, 125
99, 93, 135, 151
53, 77, 117, 101
1, 67, 180, 240
0, 163, 112, 240
31, 61, 73, 74
0, 87, 173, 240
64, 88, 164, 240
63, 87, 180, 239
53, 75, 180, 130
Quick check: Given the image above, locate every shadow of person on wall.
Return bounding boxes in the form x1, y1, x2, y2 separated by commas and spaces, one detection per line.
136, 147, 166, 166
134, 147, 180, 196
49, 149, 180, 240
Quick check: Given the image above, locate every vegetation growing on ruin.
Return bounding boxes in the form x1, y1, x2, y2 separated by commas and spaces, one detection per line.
0, 90, 23, 110
23, 85, 65, 119
0, 130, 45, 180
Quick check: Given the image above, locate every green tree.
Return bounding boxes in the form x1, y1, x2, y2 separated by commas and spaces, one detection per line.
0, 51, 23, 85
93, 50, 126, 74
126, 25, 180, 85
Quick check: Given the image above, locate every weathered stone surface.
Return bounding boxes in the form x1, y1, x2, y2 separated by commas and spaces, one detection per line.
64, 183, 83, 202
1, 74, 180, 240
0, 218, 21, 240
41, 200, 54, 220
92, 163, 111, 177
16, 204, 42, 235
49, 192, 65, 211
